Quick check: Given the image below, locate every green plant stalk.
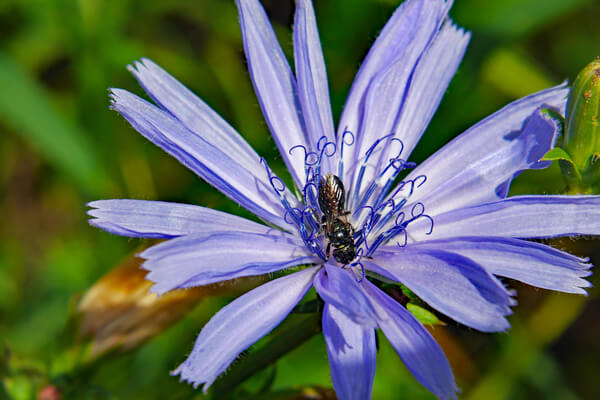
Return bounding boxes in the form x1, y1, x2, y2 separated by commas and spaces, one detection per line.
210, 312, 322, 398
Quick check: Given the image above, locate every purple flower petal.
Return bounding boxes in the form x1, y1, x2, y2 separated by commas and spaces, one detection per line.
416, 195, 600, 241
362, 280, 458, 400
365, 248, 512, 332
173, 266, 319, 390
140, 231, 320, 294
313, 264, 378, 327
322, 304, 376, 400
127, 59, 263, 173
110, 89, 295, 228
361, 20, 470, 205
236, 0, 308, 187
402, 237, 591, 294
390, 20, 469, 161
293, 0, 336, 172
87, 199, 274, 238
337, 0, 450, 192
397, 85, 568, 216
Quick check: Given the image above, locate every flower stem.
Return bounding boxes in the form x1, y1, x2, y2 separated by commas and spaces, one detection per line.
210, 312, 322, 398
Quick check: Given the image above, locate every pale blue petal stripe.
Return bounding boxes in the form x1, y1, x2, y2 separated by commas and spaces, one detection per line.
322, 304, 376, 400
87, 199, 274, 238
236, 0, 308, 187
110, 88, 293, 228
140, 231, 319, 294
413, 195, 600, 241
365, 248, 512, 332
396, 84, 568, 216
362, 280, 458, 400
294, 0, 336, 173
400, 237, 591, 294
127, 58, 262, 171
173, 266, 319, 390
314, 264, 378, 327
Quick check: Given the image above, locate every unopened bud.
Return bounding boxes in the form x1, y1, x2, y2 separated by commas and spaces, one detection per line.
565, 58, 600, 172
543, 59, 600, 193
77, 246, 265, 358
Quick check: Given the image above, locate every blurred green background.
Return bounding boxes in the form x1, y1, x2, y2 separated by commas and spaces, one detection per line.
1, 0, 600, 399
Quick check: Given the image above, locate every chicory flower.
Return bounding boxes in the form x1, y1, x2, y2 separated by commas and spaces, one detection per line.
88, 0, 598, 398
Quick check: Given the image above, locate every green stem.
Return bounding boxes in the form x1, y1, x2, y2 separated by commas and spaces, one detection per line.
210, 312, 322, 398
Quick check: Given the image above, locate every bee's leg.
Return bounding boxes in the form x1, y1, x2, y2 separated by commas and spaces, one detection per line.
318, 215, 326, 235
326, 242, 332, 258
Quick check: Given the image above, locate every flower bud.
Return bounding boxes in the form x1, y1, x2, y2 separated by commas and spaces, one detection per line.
77, 246, 265, 358
543, 59, 600, 193
565, 59, 600, 170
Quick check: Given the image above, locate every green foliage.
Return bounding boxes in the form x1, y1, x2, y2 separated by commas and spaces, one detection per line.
406, 304, 443, 327
0, 53, 110, 195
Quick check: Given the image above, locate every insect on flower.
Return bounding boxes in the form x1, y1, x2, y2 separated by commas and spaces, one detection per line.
87, 0, 600, 399
318, 174, 356, 265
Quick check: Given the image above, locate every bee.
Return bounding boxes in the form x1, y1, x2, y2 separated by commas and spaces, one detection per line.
318, 174, 356, 264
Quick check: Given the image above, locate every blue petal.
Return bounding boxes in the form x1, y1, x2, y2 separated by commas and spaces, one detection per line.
336, 0, 451, 194
322, 304, 376, 400
140, 231, 320, 294
87, 199, 275, 238
110, 89, 295, 228
397, 85, 568, 216
354, 19, 470, 205
127, 58, 263, 173
391, 20, 469, 160
173, 266, 319, 390
365, 248, 512, 332
313, 264, 378, 327
414, 195, 600, 241
402, 237, 591, 294
236, 0, 308, 187
293, 0, 336, 172
362, 279, 458, 400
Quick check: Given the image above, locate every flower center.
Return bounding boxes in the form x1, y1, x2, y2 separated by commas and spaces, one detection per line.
261, 131, 434, 269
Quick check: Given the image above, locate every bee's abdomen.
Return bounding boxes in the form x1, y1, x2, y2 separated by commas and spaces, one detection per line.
318, 174, 345, 217
332, 243, 356, 265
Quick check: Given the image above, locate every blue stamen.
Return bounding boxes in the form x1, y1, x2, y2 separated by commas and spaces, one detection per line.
352, 134, 394, 207
261, 156, 328, 261
338, 128, 355, 179
269, 133, 432, 267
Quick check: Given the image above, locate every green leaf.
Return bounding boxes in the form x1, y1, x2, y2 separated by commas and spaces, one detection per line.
0, 52, 110, 195
406, 304, 444, 326
541, 148, 574, 163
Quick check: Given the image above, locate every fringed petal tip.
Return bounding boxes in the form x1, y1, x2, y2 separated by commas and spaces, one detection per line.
107, 89, 129, 115
86, 200, 100, 209
107, 87, 121, 102
107, 88, 138, 114
125, 57, 167, 84
126, 59, 146, 76
170, 365, 212, 393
